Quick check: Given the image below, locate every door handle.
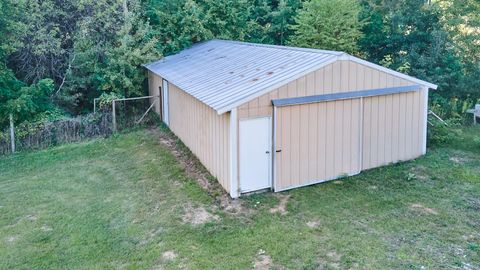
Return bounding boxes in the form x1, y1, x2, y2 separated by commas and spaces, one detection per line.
265, 151, 270, 154
276, 150, 282, 153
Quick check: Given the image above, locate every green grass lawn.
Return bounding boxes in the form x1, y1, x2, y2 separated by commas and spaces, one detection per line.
0, 126, 479, 269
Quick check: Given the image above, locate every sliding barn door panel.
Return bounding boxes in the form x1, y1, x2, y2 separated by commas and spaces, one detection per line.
361, 91, 425, 170
275, 99, 362, 191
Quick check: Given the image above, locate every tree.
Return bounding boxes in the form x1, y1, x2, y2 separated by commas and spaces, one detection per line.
144, 0, 212, 55
58, 0, 160, 113
359, 0, 463, 97
0, 0, 55, 126
438, 0, 480, 100
288, 0, 364, 54
99, 3, 160, 98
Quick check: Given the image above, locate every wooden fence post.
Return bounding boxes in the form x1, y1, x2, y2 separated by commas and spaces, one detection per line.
9, 114, 15, 153
112, 100, 117, 132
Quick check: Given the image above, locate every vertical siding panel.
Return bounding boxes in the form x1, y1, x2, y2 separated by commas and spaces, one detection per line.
391, 93, 400, 161
384, 93, 394, 163
334, 101, 343, 175
398, 92, 407, 160
364, 66, 373, 89
362, 98, 372, 169
316, 103, 327, 179
351, 99, 361, 172
287, 81, 296, 98
278, 85, 288, 99
342, 99, 352, 173
341, 61, 350, 92
332, 62, 341, 92
406, 92, 415, 159
306, 72, 316, 96
291, 105, 301, 186
308, 103, 318, 180
297, 76, 306, 97
324, 64, 333, 93
282, 107, 291, 188
299, 105, 309, 182
349, 61, 357, 92
314, 69, 322, 95
377, 95, 386, 165
325, 101, 335, 178
356, 63, 366, 90
370, 97, 380, 168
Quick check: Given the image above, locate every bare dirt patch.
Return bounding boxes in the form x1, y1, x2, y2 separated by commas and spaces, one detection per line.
410, 203, 439, 215
306, 220, 321, 228
162, 250, 178, 260
269, 194, 290, 215
150, 128, 250, 215
5, 236, 18, 243
25, 214, 38, 221
253, 249, 274, 270
449, 153, 472, 165
41, 225, 53, 232
182, 204, 219, 226
410, 166, 429, 180
139, 228, 164, 246
316, 251, 343, 269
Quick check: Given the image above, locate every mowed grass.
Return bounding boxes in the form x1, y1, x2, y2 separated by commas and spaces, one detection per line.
0, 127, 479, 269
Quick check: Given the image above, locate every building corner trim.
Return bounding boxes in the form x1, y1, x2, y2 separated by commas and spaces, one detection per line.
229, 108, 239, 198
422, 87, 429, 155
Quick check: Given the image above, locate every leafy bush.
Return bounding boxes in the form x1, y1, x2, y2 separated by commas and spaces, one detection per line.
98, 92, 124, 110
427, 117, 462, 146
430, 94, 480, 124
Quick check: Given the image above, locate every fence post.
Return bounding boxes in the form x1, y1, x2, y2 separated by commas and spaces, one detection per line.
9, 114, 15, 153
112, 100, 117, 132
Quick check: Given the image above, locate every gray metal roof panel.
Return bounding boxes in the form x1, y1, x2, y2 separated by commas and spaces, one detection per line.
144, 39, 436, 114
144, 39, 341, 113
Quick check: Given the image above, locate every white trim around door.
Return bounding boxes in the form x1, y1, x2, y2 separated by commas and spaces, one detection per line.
238, 116, 272, 193
162, 79, 169, 125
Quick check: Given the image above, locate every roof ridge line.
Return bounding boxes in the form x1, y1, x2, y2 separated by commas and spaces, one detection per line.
212, 39, 344, 56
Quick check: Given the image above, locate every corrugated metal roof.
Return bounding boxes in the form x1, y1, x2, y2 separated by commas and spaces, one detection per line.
144, 39, 437, 114
144, 40, 340, 114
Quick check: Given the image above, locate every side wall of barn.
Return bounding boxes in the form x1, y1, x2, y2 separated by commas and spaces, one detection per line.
148, 72, 231, 192
236, 60, 428, 190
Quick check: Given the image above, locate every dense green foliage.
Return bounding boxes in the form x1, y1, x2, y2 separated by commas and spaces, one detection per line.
0, 0, 479, 126
289, 0, 364, 53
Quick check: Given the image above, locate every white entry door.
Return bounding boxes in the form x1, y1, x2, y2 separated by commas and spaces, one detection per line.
239, 117, 272, 193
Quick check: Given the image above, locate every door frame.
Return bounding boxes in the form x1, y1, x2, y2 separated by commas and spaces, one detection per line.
158, 86, 163, 120
238, 116, 273, 193
162, 79, 169, 125
272, 107, 277, 191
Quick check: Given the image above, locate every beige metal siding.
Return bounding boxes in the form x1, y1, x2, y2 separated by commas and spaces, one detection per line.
148, 71, 162, 114
275, 99, 362, 191
238, 60, 412, 118
362, 90, 426, 170
237, 60, 427, 191
149, 73, 231, 192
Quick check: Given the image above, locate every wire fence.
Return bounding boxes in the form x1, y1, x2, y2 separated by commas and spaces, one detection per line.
0, 96, 160, 156
0, 113, 113, 156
